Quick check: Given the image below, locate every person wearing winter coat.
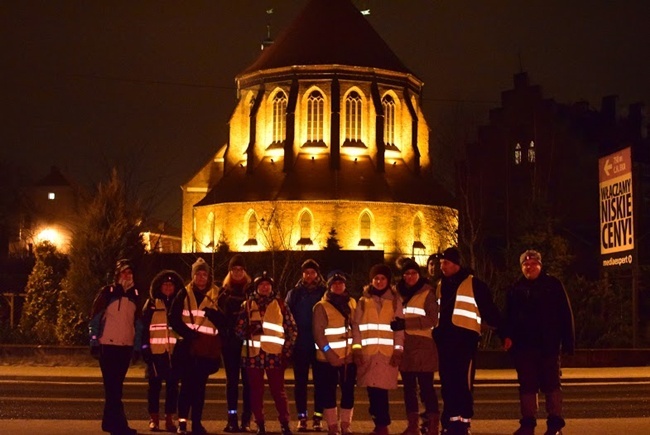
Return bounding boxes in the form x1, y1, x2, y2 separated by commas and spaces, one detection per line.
352, 264, 404, 435
140, 269, 184, 432
235, 271, 298, 435
312, 271, 357, 435
217, 254, 253, 432
170, 258, 226, 435
392, 258, 440, 435
433, 248, 504, 435
285, 259, 327, 432
89, 258, 143, 435
503, 250, 575, 435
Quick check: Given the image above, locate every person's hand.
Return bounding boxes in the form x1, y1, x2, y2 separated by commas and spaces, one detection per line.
248, 321, 263, 336
352, 349, 364, 367
131, 350, 141, 365
141, 345, 152, 364
503, 337, 513, 351
389, 349, 403, 367
390, 318, 405, 331
325, 349, 344, 367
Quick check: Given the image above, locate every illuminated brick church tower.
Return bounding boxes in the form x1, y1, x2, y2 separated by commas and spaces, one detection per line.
182, 0, 457, 264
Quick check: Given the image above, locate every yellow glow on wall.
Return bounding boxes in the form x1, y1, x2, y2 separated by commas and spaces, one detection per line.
35, 226, 70, 252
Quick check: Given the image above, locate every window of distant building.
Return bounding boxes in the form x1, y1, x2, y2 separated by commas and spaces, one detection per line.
527, 141, 536, 163
382, 94, 396, 147
514, 143, 522, 165
244, 211, 258, 246
48, 192, 55, 200
297, 210, 313, 246
358, 210, 375, 247
412, 215, 426, 251
345, 91, 362, 144
306, 90, 324, 144
272, 91, 287, 144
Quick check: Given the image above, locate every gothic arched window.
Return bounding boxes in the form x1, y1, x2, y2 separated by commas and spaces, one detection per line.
346, 91, 362, 143
307, 90, 324, 143
297, 210, 313, 246
527, 141, 536, 163
514, 143, 522, 165
244, 212, 258, 246
358, 211, 375, 247
382, 95, 396, 146
272, 91, 287, 144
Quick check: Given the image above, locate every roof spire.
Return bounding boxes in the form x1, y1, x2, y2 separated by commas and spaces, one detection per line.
261, 6, 274, 51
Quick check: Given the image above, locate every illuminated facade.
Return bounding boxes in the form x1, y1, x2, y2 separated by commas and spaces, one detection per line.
181, 0, 457, 264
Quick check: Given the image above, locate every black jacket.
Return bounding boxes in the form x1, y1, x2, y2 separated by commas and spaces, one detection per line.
504, 272, 575, 355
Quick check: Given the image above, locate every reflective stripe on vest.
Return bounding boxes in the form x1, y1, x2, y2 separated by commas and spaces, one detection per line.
182, 286, 219, 337
149, 299, 178, 354
315, 299, 356, 361
436, 276, 481, 334
402, 288, 434, 338
243, 299, 285, 356
358, 296, 395, 356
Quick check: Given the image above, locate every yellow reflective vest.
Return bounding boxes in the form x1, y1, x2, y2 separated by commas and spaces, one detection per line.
403, 289, 434, 338
436, 275, 481, 334
243, 299, 285, 356
182, 286, 219, 337
315, 299, 357, 361
149, 299, 179, 354
358, 296, 395, 357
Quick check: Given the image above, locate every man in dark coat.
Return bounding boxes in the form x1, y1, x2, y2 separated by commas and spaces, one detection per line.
503, 250, 575, 435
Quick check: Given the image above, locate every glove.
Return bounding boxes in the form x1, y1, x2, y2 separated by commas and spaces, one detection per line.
90, 343, 101, 360
203, 307, 220, 323
390, 318, 406, 331
131, 350, 141, 365
324, 349, 344, 367
352, 349, 364, 368
389, 349, 403, 367
141, 345, 152, 364
248, 321, 263, 336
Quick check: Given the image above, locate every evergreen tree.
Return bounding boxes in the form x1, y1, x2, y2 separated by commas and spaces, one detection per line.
19, 241, 68, 343
61, 168, 145, 341
324, 228, 342, 251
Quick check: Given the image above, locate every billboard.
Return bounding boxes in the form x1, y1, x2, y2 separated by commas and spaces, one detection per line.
599, 147, 634, 268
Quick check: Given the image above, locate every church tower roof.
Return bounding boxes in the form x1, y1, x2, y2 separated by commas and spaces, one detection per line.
240, 0, 413, 76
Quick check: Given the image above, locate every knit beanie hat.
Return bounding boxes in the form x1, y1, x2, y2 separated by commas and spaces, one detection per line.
254, 271, 274, 288
399, 258, 420, 275
191, 257, 210, 277
326, 270, 347, 288
115, 258, 133, 275
228, 254, 246, 270
301, 258, 320, 272
441, 247, 462, 266
426, 253, 440, 265
369, 263, 392, 282
520, 249, 542, 265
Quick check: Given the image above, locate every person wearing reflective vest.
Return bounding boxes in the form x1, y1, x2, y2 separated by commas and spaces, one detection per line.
352, 264, 404, 435
313, 270, 357, 435
169, 258, 225, 435
391, 258, 440, 435
140, 269, 184, 432
235, 271, 298, 435
433, 248, 504, 435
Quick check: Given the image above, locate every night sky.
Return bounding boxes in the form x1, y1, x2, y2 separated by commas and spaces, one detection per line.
3, 1, 649, 227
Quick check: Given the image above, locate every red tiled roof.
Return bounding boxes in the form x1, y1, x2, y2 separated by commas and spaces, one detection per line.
240, 0, 413, 76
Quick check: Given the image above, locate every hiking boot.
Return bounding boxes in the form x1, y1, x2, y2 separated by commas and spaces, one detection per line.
177, 420, 187, 435
281, 422, 294, 435
297, 418, 308, 432
192, 423, 208, 435
313, 416, 323, 432
256, 422, 266, 435
224, 413, 240, 433
164, 414, 176, 433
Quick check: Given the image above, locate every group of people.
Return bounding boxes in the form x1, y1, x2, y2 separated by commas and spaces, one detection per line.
89, 247, 574, 435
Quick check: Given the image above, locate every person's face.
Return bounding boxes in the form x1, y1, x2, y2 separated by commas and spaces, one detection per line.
230, 266, 245, 281
372, 274, 388, 290
257, 281, 272, 296
118, 269, 133, 286
330, 280, 346, 295
440, 259, 460, 277
302, 268, 318, 284
522, 260, 542, 280
403, 269, 420, 286
161, 281, 175, 297
427, 260, 437, 277
193, 270, 209, 290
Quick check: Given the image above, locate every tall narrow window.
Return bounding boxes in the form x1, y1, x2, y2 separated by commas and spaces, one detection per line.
413, 215, 422, 242
358, 211, 374, 247
245, 212, 258, 245
346, 91, 362, 142
514, 143, 522, 165
272, 91, 287, 143
307, 91, 324, 143
382, 95, 395, 146
527, 141, 536, 163
297, 211, 313, 245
